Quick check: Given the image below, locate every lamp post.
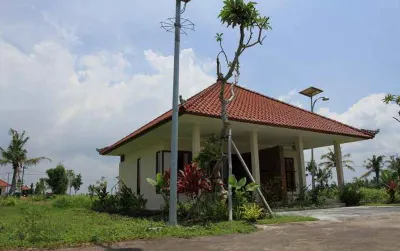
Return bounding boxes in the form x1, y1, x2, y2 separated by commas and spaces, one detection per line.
299, 86, 329, 190
160, 0, 194, 226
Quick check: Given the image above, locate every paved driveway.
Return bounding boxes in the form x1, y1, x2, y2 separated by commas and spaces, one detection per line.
279, 205, 400, 221
59, 207, 400, 251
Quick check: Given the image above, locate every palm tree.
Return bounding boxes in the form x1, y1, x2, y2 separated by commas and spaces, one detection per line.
362, 155, 385, 184
319, 147, 355, 172
386, 155, 400, 177
0, 129, 51, 194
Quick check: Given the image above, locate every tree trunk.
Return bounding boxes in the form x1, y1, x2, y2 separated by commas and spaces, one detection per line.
8, 165, 19, 195
376, 170, 380, 186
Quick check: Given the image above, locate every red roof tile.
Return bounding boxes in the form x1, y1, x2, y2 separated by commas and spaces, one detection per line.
99, 82, 374, 155
21, 186, 30, 191
0, 179, 10, 187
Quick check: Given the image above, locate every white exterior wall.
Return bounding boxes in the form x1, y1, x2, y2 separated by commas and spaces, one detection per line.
119, 139, 305, 210
119, 144, 165, 210
118, 138, 197, 211
0, 186, 7, 196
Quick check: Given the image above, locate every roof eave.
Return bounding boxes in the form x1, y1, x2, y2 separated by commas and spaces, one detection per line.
184, 111, 374, 140
97, 108, 187, 156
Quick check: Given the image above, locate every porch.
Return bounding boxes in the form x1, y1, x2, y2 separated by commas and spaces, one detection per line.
116, 113, 351, 208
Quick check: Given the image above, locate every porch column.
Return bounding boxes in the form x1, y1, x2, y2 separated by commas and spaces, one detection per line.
192, 124, 201, 157
249, 131, 260, 184
334, 141, 344, 189
295, 136, 306, 190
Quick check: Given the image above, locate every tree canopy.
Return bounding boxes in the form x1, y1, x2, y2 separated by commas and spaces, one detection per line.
0, 128, 51, 194
46, 164, 69, 195
383, 94, 400, 123
319, 148, 355, 172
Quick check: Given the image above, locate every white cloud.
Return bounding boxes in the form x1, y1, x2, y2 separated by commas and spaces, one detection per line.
277, 89, 303, 108
0, 37, 214, 191
42, 12, 81, 45
311, 94, 400, 182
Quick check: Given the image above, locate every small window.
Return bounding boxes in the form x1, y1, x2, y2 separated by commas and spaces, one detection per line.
163, 151, 171, 172
137, 158, 141, 194
155, 151, 192, 174
156, 151, 161, 174
120, 155, 125, 163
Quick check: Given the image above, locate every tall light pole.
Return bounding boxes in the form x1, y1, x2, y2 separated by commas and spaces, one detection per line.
299, 86, 329, 190
160, 0, 194, 226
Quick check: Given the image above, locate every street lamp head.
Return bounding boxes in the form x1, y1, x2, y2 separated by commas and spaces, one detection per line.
299, 86, 324, 98
322, 97, 329, 101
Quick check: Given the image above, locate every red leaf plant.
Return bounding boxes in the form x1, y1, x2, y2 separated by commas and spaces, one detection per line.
386, 180, 398, 203
161, 169, 171, 194
177, 163, 212, 200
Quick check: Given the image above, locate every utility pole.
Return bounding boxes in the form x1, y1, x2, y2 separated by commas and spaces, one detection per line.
168, 0, 182, 226
161, 0, 194, 226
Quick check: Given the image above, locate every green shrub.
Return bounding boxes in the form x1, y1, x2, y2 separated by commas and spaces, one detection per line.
241, 203, 263, 222
52, 195, 92, 209
177, 193, 227, 221
0, 197, 18, 207
318, 186, 339, 200
359, 187, 388, 204
116, 184, 147, 215
31, 195, 47, 202
92, 195, 119, 213
340, 183, 363, 206
90, 181, 147, 215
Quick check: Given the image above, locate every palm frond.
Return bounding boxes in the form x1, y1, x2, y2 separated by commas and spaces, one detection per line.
343, 153, 351, 158
0, 159, 10, 166
344, 164, 355, 172
362, 170, 373, 178
25, 157, 52, 166
318, 161, 334, 168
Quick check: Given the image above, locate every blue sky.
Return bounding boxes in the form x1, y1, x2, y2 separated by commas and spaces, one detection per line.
0, 0, 399, 190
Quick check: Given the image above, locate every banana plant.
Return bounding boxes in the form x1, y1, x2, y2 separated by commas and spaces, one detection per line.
146, 171, 170, 205
228, 175, 260, 219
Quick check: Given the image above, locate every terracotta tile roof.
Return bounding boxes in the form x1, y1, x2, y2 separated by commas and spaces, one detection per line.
0, 179, 10, 187
21, 186, 30, 191
99, 82, 374, 155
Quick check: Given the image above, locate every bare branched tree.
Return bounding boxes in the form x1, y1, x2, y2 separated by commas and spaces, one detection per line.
209, 0, 270, 193
383, 94, 400, 123
216, 1, 271, 139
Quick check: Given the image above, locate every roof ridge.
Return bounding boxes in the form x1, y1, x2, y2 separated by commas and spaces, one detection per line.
231, 83, 371, 138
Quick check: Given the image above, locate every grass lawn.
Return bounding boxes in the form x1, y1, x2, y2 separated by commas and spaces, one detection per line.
363, 203, 400, 207
257, 215, 317, 225
0, 200, 316, 249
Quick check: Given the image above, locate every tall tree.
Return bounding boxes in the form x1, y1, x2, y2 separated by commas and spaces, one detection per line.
72, 174, 83, 195
66, 169, 75, 195
207, 0, 270, 192
319, 147, 355, 171
0, 128, 51, 194
383, 94, 400, 123
35, 178, 47, 195
46, 164, 69, 195
363, 155, 386, 184
30, 183, 34, 195
386, 155, 400, 177
216, 0, 270, 138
